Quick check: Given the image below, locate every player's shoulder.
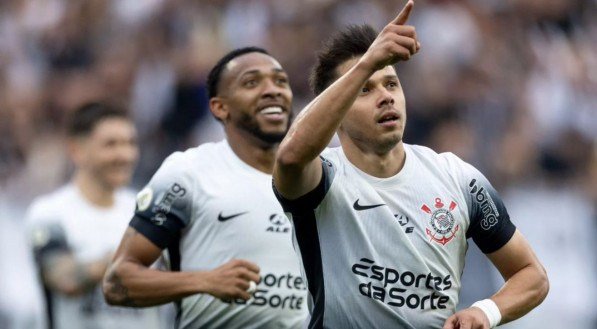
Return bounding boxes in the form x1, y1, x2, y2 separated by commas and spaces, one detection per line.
146, 141, 229, 196
148, 151, 197, 195
155, 145, 206, 180
28, 184, 76, 212
321, 147, 343, 165
406, 144, 469, 170
405, 143, 446, 160
161, 140, 225, 172
26, 184, 76, 224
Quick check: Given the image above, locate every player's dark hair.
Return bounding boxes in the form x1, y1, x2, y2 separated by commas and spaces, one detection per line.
310, 24, 378, 95
206, 46, 270, 99
67, 102, 129, 137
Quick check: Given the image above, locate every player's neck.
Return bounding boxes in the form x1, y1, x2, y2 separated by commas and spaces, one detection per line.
342, 139, 406, 178
73, 171, 115, 208
226, 130, 277, 174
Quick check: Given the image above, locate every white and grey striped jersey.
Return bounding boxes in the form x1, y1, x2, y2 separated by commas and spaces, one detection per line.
131, 140, 308, 329
274, 144, 516, 329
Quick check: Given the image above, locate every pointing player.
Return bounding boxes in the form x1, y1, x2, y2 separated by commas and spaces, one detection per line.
26, 102, 162, 329
273, 2, 548, 329
102, 47, 308, 328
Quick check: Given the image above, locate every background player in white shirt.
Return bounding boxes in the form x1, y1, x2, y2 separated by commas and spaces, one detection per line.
26, 102, 162, 329
102, 47, 308, 328
273, 1, 548, 329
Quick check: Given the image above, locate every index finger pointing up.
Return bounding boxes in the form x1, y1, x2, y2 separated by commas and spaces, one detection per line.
392, 0, 414, 25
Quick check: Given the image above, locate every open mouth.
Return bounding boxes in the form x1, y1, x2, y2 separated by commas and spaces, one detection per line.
257, 106, 287, 123
377, 112, 400, 125
259, 106, 284, 115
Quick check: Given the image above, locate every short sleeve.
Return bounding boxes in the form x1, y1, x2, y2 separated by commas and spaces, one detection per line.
444, 153, 516, 254
29, 221, 70, 263
273, 156, 336, 214
130, 154, 195, 249
25, 202, 71, 263
463, 169, 515, 253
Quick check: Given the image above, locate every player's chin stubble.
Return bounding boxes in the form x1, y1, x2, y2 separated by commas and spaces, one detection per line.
236, 111, 292, 144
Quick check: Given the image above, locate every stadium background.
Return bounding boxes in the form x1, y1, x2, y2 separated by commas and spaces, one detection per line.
0, 0, 594, 328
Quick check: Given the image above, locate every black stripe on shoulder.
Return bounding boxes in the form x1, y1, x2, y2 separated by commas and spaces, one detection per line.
293, 209, 325, 329
31, 223, 70, 262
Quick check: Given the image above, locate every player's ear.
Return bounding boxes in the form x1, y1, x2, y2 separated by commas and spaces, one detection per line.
209, 97, 229, 122
67, 137, 86, 167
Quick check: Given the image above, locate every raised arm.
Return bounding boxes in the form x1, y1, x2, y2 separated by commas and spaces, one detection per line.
102, 227, 260, 307
443, 230, 549, 328
274, 0, 419, 199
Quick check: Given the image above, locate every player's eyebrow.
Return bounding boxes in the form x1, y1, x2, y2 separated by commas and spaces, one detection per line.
364, 74, 398, 84
240, 69, 260, 77
240, 68, 287, 77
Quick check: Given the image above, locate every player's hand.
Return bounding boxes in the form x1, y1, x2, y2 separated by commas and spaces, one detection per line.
443, 307, 491, 329
201, 259, 261, 301
359, 0, 420, 72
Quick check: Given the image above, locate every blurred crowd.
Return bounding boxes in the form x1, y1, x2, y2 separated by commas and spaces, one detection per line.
0, 0, 595, 328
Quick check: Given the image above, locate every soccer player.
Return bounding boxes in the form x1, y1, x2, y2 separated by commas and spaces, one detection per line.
26, 102, 162, 329
272, 2, 549, 329
102, 47, 308, 328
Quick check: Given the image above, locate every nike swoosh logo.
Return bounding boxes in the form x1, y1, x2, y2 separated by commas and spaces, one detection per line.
217, 211, 249, 222
353, 199, 385, 211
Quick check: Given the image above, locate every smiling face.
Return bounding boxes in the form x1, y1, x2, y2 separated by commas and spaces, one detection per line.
211, 52, 293, 145
337, 58, 407, 154
70, 117, 139, 190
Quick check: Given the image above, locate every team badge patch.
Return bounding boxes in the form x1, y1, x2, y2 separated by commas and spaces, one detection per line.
421, 198, 459, 246
136, 187, 153, 211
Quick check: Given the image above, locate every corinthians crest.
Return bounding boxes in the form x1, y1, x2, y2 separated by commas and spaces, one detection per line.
421, 198, 459, 245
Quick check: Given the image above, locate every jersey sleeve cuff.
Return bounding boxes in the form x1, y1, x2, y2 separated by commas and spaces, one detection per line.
34, 239, 70, 263
273, 162, 328, 213
129, 215, 180, 250
475, 221, 516, 254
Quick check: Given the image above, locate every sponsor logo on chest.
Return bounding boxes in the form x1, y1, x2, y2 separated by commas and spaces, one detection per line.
266, 213, 290, 233
351, 257, 452, 310
225, 272, 306, 309
216, 211, 291, 234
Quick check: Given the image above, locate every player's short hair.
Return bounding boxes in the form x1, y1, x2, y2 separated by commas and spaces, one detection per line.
310, 24, 378, 95
67, 102, 129, 137
206, 46, 270, 99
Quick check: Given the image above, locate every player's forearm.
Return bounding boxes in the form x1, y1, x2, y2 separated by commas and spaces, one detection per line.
102, 260, 205, 307
277, 61, 374, 166
43, 253, 110, 296
491, 262, 549, 324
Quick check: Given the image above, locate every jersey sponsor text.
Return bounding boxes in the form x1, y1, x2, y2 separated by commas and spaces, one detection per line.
227, 272, 306, 310
352, 258, 451, 310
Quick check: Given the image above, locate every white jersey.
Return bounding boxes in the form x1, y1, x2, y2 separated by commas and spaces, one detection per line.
274, 144, 516, 329
0, 203, 46, 329
25, 184, 162, 329
131, 140, 308, 329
